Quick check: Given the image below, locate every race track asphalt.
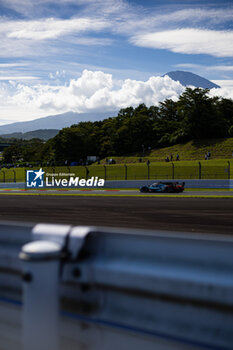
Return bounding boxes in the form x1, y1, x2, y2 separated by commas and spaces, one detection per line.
0, 189, 233, 196
0, 194, 232, 235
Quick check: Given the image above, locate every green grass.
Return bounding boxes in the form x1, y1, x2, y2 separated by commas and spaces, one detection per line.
96, 159, 233, 180
0, 158, 233, 182
149, 138, 233, 161
1, 137, 233, 182
98, 138, 233, 163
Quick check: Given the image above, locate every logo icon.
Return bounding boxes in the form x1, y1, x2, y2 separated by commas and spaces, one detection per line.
26, 168, 45, 188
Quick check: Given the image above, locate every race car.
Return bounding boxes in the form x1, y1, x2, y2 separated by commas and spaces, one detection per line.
140, 181, 185, 193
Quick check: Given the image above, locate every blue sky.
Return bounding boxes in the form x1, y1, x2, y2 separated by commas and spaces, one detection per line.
0, 0, 233, 124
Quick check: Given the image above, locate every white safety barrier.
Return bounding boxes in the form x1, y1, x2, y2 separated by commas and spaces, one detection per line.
0, 221, 233, 350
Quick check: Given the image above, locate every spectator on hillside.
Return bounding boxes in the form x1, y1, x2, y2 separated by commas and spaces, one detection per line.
165, 156, 170, 162
170, 154, 173, 161
176, 154, 180, 161
207, 151, 211, 159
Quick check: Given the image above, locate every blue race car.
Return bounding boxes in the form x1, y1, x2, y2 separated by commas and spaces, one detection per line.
140, 181, 185, 193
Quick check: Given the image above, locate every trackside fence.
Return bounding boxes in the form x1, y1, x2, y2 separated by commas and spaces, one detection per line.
0, 222, 233, 350
0, 161, 231, 182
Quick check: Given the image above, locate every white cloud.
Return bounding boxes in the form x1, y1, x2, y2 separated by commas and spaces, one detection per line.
49, 70, 66, 79
6, 17, 109, 40
1, 69, 233, 125
176, 64, 233, 72
0, 2, 233, 69
174, 63, 204, 70
0, 70, 185, 123
0, 15, 112, 62
0, 0, 109, 18
212, 80, 233, 88
0, 63, 27, 68
2, 0, 232, 28
207, 65, 233, 72
131, 29, 233, 58
209, 87, 233, 100
68, 70, 113, 97
153, 8, 233, 26
0, 76, 38, 81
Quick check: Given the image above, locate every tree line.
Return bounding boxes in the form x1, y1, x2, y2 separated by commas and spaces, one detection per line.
3, 87, 233, 165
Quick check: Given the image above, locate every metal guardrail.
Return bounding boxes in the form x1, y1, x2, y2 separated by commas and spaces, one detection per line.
0, 222, 233, 349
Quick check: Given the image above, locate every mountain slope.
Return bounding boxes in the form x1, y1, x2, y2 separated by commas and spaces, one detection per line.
164, 71, 220, 89
0, 129, 59, 141
0, 111, 117, 134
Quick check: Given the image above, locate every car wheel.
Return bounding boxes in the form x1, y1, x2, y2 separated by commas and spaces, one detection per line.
140, 186, 148, 193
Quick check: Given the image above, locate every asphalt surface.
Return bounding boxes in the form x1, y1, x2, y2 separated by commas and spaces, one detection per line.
0, 194, 232, 235
0, 189, 233, 196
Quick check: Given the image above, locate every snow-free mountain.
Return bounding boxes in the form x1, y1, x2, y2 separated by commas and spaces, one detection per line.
164, 71, 220, 89
0, 129, 60, 141
0, 71, 221, 136
0, 111, 117, 135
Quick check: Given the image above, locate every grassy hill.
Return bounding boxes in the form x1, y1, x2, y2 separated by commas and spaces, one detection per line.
98, 138, 233, 164
1, 138, 233, 183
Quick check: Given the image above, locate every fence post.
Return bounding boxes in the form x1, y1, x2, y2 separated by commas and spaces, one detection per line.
12, 169, 16, 183
2, 170, 5, 183
66, 166, 71, 181
199, 162, 201, 180
85, 166, 89, 180
124, 164, 127, 180
104, 165, 107, 181
148, 164, 150, 179
228, 161, 230, 180
171, 162, 174, 179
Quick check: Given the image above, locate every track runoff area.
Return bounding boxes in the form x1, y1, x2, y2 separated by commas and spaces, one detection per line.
0, 168, 228, 198
0, 169, 233, 235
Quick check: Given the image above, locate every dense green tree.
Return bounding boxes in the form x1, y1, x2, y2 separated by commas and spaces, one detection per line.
154, 99, 184, 145
177, 88, 226, 139
216, 98, 233, 134
5, 87, 233, 164
3, 139, 44, 163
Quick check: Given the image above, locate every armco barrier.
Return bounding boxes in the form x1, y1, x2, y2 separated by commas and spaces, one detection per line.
0, 222, 233, 350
